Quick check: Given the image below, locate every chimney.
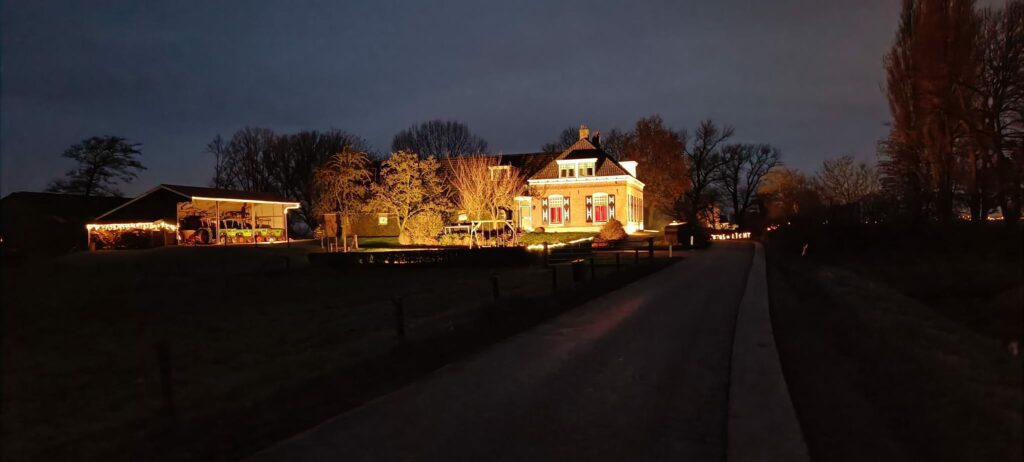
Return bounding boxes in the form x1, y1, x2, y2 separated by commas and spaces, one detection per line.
578, 124, 590, 141
591, 131, 601, 147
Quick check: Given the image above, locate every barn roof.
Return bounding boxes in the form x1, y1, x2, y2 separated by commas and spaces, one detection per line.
92, 184, 299, 223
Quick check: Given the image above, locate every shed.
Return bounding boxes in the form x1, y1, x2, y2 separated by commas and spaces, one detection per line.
87, 184, 301, 250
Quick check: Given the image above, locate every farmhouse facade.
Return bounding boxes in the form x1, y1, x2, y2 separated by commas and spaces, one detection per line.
513, 125, 644, 234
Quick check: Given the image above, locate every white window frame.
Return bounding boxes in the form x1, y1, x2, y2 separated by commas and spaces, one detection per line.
548, 195, 564, 225
592, 193, 609, 223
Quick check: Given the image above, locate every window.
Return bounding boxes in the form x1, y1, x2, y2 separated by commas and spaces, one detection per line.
548, 196, 563, 224
579, 162, 595, 177
593, 194, 608, 223
489, 165, 510, 180
559, 165, 575, 178
378, 215, 388, 225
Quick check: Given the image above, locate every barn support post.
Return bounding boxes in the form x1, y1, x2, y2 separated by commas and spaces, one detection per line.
215, 200, 221, 245
284, 205, 290, 248
250, 202, 257, 246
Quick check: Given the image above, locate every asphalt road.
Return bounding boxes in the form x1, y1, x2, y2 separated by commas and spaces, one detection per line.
251, 242, 756, 461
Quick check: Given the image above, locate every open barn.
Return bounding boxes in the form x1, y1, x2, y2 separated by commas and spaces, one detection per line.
87, 184, 300, 250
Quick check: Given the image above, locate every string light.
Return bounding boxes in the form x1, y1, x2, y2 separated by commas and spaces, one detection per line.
86, 221, 178, 232
526, 236, 594, 251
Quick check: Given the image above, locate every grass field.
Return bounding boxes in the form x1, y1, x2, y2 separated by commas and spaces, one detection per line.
766, 224, 1023, 461
1, 242, 672, 461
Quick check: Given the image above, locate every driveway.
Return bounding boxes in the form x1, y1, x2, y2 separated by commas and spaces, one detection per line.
251, 242, 792, 461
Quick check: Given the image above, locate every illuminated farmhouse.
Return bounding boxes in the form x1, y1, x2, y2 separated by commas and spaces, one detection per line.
513, 125, 644, 234
87, 184, 300, 250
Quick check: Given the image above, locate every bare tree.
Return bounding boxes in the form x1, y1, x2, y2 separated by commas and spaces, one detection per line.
392, 120, 488, 158
448, 155, 526, 228
882, 0, 981, 222
207, 127, 370, 226
541, 126, 580, 153
601, 128, 633, 160
759, 167, 822, 221
964, 1, 1024, 224
717, 143, 781, 226
268, 129, 370, 224
681, 119, 734, 225
47, 136, 145, 197
815, 155, 881, 206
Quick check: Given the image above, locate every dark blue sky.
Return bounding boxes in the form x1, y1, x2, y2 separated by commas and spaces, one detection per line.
1, 0, 954, 196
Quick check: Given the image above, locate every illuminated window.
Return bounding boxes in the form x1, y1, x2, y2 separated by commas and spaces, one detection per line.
378, 215, 388, 225
558, 165, 576, 178
593, 194, 608, 223
549, 196, 563, 224
580, 162, 595, 177
489, 165, 510, 180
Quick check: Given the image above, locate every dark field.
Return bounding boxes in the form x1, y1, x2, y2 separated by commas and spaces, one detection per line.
1, 243, 673, 461
767, 224, 1023, 461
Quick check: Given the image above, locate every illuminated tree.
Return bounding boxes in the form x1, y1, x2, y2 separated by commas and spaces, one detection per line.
621, 115, 688, 227
47, 136, 145, 197
372, 151, 449, 238
313, 148, 373, 226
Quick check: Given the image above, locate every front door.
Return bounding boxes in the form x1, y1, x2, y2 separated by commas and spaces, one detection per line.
519, 205, 532, 230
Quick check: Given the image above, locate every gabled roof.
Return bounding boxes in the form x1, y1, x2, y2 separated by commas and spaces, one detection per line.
528, 137, 634, 180
93, 184, 300, 222
159, 184, 298, 204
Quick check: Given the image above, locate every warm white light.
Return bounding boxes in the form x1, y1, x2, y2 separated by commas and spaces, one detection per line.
86, 221, 178, 232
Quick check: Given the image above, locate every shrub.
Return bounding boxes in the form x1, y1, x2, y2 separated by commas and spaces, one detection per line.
439, 233, 471, 247
401, 212, 444, 245
598, 218, 627, 241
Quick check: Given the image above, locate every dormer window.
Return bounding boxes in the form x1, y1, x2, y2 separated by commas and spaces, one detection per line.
556, 158, 597, 179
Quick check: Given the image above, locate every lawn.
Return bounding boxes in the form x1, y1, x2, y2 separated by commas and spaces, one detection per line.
1, 242, 672, 461
766, 225, 1022, 461
517, 231, 596, 245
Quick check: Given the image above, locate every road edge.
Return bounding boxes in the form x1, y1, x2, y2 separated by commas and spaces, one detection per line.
726, 242, 809, 462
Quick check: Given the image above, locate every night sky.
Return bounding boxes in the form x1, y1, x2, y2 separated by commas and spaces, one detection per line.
1, 0, 979, 196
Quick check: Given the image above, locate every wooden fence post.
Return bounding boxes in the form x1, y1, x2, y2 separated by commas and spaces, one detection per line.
648, 238, 654, 260
542, 242, 549, 267
550, 266, 558, 294
155, 340, 176, 425
490, 273, 500, 300
634, 248, 639, 265
590, 257, 595, 280
392, 296, 405, 341
616, 253, 621, 271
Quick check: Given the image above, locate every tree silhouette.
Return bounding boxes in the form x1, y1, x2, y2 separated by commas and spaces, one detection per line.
47, 136, 145, 197
392, 120, 487, 158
